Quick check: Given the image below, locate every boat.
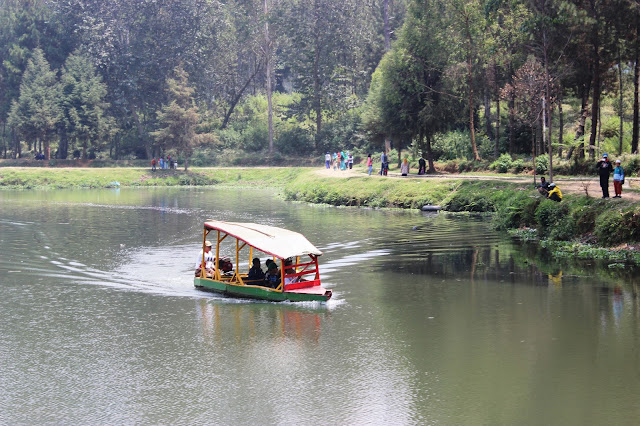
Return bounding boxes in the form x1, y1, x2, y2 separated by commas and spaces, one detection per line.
194, 221, 332, 302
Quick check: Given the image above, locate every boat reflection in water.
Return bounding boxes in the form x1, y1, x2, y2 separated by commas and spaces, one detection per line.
195, 299, 328, 343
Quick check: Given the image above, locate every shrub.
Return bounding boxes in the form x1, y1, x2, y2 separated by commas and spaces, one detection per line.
535, 200, 570, 238
490, 153, 513, 173
535, 154, 549, 174
275, 127, 314, 155
510, 159, 525, 173
594, 210, 626, 245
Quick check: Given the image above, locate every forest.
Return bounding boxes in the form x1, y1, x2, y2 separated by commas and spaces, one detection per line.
1, 0, 640, 172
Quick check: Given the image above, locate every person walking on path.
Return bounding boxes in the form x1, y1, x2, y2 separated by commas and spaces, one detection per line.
597, 153, 613, 199
325, 152, 331, 169
151, 158, 157, 171
613, 159, 625, 198
347, 152, 354, 169
367, 154, 373, 176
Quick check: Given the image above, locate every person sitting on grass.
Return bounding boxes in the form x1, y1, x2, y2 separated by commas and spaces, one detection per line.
536, 176, 550, 196
546, 182, 562, 202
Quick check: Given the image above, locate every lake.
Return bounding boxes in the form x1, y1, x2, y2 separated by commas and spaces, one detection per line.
1, 188, 639, 424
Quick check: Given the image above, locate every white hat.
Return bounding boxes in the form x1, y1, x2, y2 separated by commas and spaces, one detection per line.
205, 240, 213, 247
615, 159, 621, 163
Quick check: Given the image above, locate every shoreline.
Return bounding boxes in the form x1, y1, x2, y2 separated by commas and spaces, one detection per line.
1, 166, 639, 261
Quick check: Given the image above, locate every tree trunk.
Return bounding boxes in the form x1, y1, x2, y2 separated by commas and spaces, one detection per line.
426, 133, 435, 173
588, 30, 601, 160
567, 79, 591, 160
558, 93, 564, 158
618, 41, 624, 155
264, 0, 274, 154
221, 67, 260, 130
543, 51, 553, 182
633, 12, 640, 154
495, 94, 500, 158
484, 88, 494, 147
466, 35, 480, 161
383, 0, 390, 52
130, 103, 150, 159
508, 67, 515, 156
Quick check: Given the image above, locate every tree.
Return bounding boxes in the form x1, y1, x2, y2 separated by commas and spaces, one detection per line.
7, 48, 62, 160
60, 51, 111, 159
445, 0, 486, 161
502, 56, 545, 181
152, 66, 203, 171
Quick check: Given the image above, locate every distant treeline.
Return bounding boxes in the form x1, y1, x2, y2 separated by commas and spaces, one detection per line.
1, 0, 639, 170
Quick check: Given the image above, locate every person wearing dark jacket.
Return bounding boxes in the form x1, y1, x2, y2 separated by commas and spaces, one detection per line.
248, 258, 265, 281
536, 176, 550, 196
597, 153, 613, 199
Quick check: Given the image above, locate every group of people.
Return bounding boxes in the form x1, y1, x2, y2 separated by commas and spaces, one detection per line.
151, 155, 177, 171
325, 151, 354, 171
247, 257, 300, 288
536, 153, 626, 201
195, 244, 300, 290
536, 176, 563, 202
597, 153, 625, 199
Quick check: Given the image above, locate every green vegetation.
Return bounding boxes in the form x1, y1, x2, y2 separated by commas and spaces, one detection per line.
2, 165, 639, 259
2, 0, 640, 178
0, 167, 306, 189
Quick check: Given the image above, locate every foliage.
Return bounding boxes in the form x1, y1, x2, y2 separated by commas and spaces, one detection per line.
490, 153, 514, 173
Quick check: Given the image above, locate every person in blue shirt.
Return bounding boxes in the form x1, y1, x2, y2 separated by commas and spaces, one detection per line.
613, 159, 624, 198
264, 262, 281, 289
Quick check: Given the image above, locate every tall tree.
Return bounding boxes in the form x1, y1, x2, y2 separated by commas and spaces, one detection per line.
7, 48, 62, 160
152, 66, 202, 171
60, 51, 111, 159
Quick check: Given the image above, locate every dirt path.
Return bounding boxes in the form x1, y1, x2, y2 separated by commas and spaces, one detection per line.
314, 167, 640, 201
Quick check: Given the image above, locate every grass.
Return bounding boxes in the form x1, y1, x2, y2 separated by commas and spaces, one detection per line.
2, 165, 640, 256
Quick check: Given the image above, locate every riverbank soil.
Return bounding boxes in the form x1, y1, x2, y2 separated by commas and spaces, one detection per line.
314, 167, 640, 201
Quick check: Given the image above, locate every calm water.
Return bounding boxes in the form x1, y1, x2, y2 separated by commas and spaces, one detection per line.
1, 188, 640, 425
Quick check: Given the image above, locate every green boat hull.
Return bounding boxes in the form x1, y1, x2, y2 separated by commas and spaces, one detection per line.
194, 277, 331, 302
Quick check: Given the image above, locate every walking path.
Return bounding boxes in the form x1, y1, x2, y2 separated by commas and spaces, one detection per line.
314, 167, 640, 201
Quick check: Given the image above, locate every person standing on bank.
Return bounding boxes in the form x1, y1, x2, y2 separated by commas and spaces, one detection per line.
597, 153, 613, 199
613, 159, 625, 198
367, 153, 373, 176
325, 152, 331, 169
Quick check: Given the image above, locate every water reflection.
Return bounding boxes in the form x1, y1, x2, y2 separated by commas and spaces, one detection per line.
4, 189, 640, 424
195, 299, 326, 343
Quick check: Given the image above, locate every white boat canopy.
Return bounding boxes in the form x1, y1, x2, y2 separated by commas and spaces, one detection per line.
204, 221, 323, 259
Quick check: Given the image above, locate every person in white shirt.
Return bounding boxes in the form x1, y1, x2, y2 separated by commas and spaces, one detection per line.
194, 240, 215, 277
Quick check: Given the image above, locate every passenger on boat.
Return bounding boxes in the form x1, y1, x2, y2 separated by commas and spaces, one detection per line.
218, 256, 233, 274
264, 262, 281, 288
248, 257, 265, 280
284, 259, 299, 285
194, 240, 214, 277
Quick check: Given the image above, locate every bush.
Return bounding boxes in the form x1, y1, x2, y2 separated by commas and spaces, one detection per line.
432, 130, 474, 160
275, 127, 314, 155
490, 153, 513, 173
535, 154, 549, 174
511, 159, 526, 173
594, 210, 626, 245
535, 200, 570, 238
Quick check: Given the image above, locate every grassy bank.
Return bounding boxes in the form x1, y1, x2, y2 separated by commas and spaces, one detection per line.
2, 166, 639, 257
284, 172, 640, 258
0, 167, 305, 189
